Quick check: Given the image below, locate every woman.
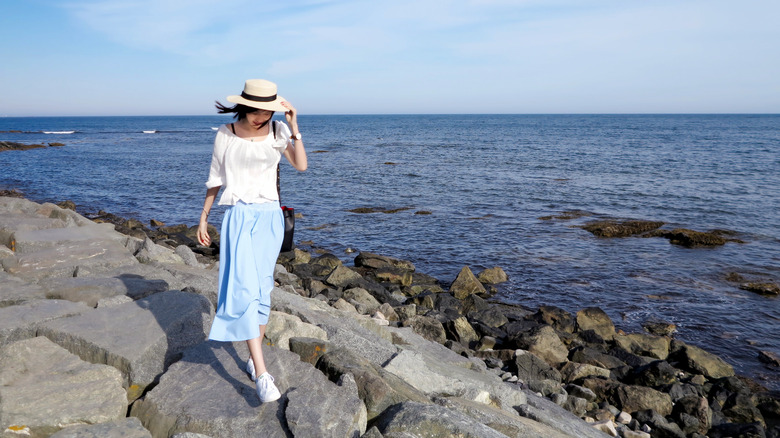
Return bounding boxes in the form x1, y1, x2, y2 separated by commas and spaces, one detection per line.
197, 79, 307, 403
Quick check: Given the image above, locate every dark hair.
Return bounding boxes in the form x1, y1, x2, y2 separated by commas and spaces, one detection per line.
215, 101, 274, 121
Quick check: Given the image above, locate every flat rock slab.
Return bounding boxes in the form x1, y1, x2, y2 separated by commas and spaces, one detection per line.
2, 238, 139, 282
0, 299, 91, 346
376, 401, 509, 438
39, 290, 213, 390
49, 418, 151, 438
0, 271, 46, 306
517, 390, 611, 438
0, 337, 127, 438
383, 349, 526, 414
131, 341, 366, 438
11, 222, 125, 254
39, 274, 170, 307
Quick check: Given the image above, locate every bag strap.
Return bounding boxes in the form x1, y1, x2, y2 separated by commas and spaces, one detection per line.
274, 121, 282, 203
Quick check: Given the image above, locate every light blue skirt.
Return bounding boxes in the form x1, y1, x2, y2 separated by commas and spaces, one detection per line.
208, 201, 284, 342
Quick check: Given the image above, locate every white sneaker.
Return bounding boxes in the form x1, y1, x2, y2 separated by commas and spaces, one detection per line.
246, 357, 256, 381
256, 372, 281, 403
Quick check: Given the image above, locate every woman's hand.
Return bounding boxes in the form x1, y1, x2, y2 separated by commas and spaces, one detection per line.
197, 221, 211, 246
281, 100, 298, 128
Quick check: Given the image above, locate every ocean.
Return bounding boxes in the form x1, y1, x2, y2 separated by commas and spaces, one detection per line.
1, 114, 778, 389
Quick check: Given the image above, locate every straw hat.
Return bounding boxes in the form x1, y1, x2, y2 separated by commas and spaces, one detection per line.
226, 79, 287, 112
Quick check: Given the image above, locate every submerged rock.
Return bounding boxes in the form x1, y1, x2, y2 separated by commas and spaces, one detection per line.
580, 219, 664, 238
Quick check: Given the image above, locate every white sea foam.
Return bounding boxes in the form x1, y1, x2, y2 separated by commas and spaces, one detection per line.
42, 131, 75, 134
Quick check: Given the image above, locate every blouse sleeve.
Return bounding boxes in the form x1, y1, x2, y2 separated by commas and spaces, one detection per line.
273, 121, 293, 151
205, 127, 228, 188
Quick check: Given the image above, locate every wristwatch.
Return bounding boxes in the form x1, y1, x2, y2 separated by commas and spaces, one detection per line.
291, 132, 302, 141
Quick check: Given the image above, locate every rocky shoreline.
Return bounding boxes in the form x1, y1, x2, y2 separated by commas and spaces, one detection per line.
1, 194, 778, 438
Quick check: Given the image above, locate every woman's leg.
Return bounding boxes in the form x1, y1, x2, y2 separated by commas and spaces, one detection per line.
246, 324, 268, 376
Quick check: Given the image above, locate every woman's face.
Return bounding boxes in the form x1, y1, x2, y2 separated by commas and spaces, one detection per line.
246, 109, 273, 129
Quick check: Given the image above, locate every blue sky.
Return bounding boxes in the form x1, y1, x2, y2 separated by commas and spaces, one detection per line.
1, 0, 778, 116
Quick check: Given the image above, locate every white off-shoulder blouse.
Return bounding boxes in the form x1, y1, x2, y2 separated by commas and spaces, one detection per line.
205, 121, 292, 205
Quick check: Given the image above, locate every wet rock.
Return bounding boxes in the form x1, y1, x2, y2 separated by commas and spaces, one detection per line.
669, 340, 735, 379
476, 266, 508, 284
642, 319, 677, 337
707, 422, 767, 438
741, 282, 780, 296
722, 392, 766, 427
659, 228, 728, 247
576, 307, 616, 341
354, 251, 415, 271
629, 360, 679, 388
671, 395, 711, 436
758, 350, 780, 367
0, 337, 126, 437
374, 266, 413, 287
580, 219, 664, 238
569, 346, 628, 371
449, 266, 487, 299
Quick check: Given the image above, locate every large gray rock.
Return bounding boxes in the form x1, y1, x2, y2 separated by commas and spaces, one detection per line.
517, 391, 612, 438
317, 347, 431, 421
39, 274, 170, 307
437, 396, 585, 437
39, 290, 213, 393
2, 237, 138, 281
512, 325, 568, 367
615, 384, 673, 416
0, 271, 46, 306
131, 341, 366, 438
0, 337, 126, 438
449, 266, 486, 299
514, 350, 562, 384
49, 418, 152, 438
325, 265, 364, 288
376, 401, 509, 438
134, 238, 184, 265
0, 299, 91, 346
383, 349, 525, 413
272, 287, 398, 367
157, 262, 220, 309
265, 310, 327, 350
669, 340, 735, 379
10, 222, 125, 254
386, 326, 486, 372
576, 307, 616, 341
613, 333, 670, 360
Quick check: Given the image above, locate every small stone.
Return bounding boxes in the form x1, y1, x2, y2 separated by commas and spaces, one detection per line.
591, 419, 618, 436
617, 411, 632, 424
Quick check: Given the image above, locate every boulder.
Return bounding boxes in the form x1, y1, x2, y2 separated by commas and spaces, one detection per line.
671, 395, 711, 435
134, 237, 184, 264
449, 266, 486, 299
39, 290, 213, 393
469, 307, 509, 328
375, 401, 509, 438
0, 271, 46, 306
511, 325, 569, 366
661, 228, 727, 247
616, 384, 673, 416
383, 349, 526, 413
559, 361, 611, 383
476, 267, 508, 285
741, 282, 780, 296
288, 337, 329, 365
0, 299, 90, 346
374, 267, 413, 287
316, 347, 430, 421
0, 337, 126, 437
669, 340, 735, 379
576, 308, 616, 341
174, 245, 199, 267
613, 333, 670, 360
49, 418, 152, 438
514, 350, 562, 384
569, 346, 627, 370
325, 265, 363, 288
534, 305, 576, 334
343, 287, 382, 314
402, 315, 447, 344
265, 310, 327, 350
445, 316, 480, 346
131, 341, 366, 437
629, 360, 679, 387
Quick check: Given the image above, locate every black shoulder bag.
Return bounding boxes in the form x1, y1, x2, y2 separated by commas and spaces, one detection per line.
273, 121, 296, 252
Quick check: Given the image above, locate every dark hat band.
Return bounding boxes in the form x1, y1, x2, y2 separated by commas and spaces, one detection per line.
241, 91, 277, 102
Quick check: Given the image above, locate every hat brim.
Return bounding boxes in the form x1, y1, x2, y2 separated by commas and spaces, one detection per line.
226, 95, 288, 112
